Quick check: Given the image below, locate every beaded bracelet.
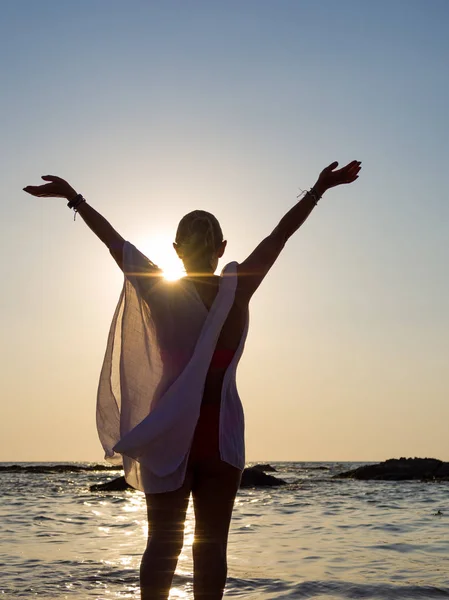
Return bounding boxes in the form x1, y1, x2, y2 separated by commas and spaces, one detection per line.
67, 194, 86, 220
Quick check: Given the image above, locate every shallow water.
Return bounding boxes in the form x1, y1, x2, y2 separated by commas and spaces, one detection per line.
1, 462, 448, 599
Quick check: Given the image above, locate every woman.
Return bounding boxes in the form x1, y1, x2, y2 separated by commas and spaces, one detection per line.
24, 159, 361, 599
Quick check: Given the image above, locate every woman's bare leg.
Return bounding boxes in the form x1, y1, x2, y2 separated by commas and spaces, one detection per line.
141, 474, 193, 600
191, 460, 241, 599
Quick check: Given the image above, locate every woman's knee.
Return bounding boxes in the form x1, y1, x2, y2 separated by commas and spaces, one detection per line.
193, 537, 227, 566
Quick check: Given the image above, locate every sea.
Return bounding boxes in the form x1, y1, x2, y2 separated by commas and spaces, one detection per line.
1, 461, 448, 599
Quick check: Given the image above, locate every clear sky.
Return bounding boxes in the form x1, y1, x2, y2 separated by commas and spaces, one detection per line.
1, 0, 448, 462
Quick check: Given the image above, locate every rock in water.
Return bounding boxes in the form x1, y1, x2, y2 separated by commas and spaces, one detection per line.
250, 463, 277, 472
239, 467, 286, 487
335, 457, 449, 481
90, 476, 132, 492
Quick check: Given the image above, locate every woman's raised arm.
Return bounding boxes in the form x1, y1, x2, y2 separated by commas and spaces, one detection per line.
23, 175, 125, 269
238, 160, 362, 299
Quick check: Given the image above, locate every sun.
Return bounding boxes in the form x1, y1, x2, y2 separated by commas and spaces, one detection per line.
135, 233, 185, 281
162, 265, 185, 281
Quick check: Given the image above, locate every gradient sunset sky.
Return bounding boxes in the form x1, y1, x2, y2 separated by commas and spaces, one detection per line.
1, 0, 448, 462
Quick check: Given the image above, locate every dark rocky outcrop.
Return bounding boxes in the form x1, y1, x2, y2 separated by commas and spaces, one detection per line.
91, 476, 131, 492
335, 457, 449, 482
240, 467, 286, 487
90, 466, 287, 492
250, 463, 277, 472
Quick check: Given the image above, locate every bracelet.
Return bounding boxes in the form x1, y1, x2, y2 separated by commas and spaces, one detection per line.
296, 187, 322, 205
67, 194, 86, 220
308, 187, 322, 205
67, 194, 84, 209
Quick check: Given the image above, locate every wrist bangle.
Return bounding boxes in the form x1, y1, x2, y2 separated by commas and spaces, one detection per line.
67, 194, 86, 220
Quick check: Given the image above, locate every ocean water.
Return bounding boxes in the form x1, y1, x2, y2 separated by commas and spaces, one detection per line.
1, 462, 448, 599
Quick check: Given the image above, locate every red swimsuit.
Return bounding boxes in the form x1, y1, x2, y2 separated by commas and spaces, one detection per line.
189, 349, 236, 461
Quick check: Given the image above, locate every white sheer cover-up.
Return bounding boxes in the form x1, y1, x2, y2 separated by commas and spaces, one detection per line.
96, 242, 249, 493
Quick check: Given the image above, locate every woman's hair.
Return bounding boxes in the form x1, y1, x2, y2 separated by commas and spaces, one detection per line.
175, 211, 223, 263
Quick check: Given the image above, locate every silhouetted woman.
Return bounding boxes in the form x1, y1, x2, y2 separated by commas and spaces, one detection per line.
24, 159, 361, 600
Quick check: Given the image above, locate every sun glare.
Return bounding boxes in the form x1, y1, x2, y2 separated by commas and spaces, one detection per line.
163, 267, 184, 281
136, 234, 185, 281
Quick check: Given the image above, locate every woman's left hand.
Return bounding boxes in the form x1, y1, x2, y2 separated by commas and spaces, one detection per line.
315, 160, 361, 195
23, 175, 78, 201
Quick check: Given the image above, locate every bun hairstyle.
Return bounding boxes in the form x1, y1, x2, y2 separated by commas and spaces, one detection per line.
175, 210, 223, 265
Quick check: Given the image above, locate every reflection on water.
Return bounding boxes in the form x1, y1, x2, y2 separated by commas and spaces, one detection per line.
1, 462, 449, 599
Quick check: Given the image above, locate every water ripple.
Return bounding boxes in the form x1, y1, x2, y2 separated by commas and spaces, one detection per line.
1, 461, 449, 598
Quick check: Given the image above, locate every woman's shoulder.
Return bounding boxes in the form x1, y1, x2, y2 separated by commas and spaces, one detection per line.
124, 241, 162, 275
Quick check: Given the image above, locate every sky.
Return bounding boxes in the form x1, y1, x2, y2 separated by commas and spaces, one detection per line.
1, 0, 448, 462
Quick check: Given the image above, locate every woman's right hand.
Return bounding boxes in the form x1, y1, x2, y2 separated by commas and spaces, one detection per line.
23, 175, 78, 201
314, 160, 361, 196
